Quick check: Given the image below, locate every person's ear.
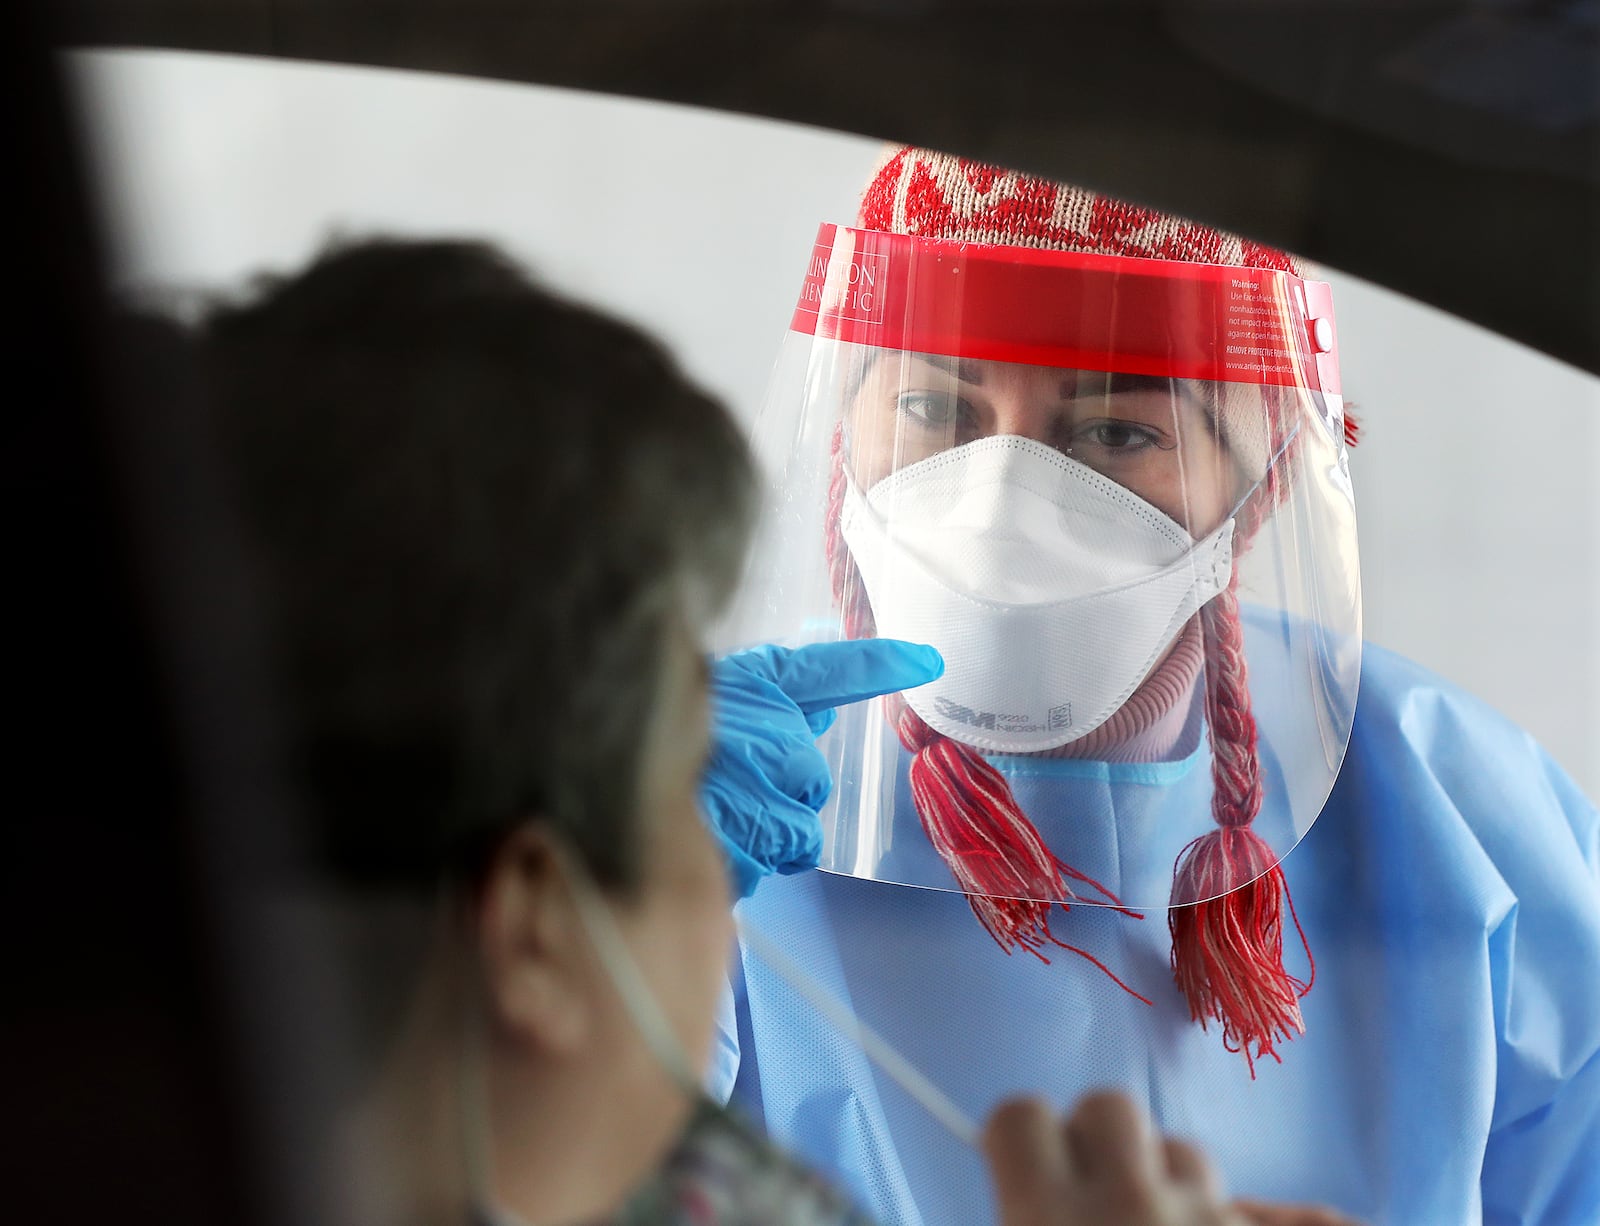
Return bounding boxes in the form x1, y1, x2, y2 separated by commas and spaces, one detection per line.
476, 823, 594, 1057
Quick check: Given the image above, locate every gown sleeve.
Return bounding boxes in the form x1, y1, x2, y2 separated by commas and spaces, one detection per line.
1369, 645, 1600, 1226
1475, 741, 1600, 1225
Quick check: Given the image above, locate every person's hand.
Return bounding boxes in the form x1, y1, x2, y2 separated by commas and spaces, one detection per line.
701, 640, 943, 899
984, 1093, 1363, 1226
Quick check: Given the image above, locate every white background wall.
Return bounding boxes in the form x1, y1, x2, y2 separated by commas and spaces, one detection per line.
69, 50, 1600, 797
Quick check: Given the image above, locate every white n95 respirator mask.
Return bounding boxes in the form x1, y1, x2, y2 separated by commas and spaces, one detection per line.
839, 435, 1234, 753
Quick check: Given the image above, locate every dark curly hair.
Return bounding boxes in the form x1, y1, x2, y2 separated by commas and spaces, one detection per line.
185, 236, 755, 895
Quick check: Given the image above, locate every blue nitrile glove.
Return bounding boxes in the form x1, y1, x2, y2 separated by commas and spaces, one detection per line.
701, 640, 945, 900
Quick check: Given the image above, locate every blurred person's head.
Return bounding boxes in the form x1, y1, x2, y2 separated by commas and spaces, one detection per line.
177, 238, 755, 1225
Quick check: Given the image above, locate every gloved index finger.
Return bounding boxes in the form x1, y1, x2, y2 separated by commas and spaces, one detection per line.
772, 639, 944, 715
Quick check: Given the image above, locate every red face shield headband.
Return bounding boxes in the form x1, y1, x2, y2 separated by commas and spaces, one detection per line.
791, 223, 1341, 398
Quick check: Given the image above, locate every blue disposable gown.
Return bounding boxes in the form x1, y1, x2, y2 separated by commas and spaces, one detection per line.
712, 643, 1600, 1225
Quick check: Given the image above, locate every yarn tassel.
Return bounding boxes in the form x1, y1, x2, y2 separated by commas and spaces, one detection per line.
902, 713, 1151, 1004
1168, 825, 1314, 1077
1342, 409, 1361, 449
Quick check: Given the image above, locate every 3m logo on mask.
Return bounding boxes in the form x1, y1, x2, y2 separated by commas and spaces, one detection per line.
933, 697, 1074, 736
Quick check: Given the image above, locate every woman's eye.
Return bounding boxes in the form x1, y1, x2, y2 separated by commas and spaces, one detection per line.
1075, 421, 1163, 453
896, 390, 965, 429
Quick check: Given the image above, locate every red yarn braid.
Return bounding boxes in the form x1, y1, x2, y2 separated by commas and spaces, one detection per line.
1169, 389, 1316, 1075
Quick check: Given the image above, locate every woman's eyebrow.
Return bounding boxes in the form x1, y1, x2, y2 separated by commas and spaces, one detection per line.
911, 353, 986, 385
1054, 371, 1169, 400
1065, 373, 1216, 407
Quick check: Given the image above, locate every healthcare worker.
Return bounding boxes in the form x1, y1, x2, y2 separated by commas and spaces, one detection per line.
705, 147, 1600, 1225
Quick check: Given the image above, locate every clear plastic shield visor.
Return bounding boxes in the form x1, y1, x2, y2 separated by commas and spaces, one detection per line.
722, 225, 1360, 909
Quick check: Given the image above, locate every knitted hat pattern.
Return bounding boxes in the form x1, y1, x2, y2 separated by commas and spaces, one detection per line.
827, 145, 1322, 1073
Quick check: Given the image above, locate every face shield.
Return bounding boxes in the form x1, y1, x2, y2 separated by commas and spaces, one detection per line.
723, 224, 1360, 916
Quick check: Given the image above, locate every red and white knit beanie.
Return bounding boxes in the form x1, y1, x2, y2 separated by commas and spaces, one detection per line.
831, 145, 1333, 1073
